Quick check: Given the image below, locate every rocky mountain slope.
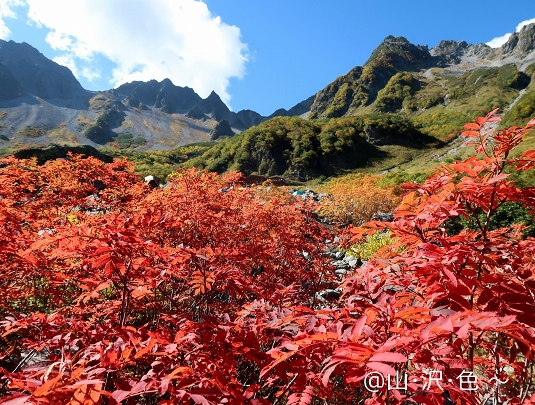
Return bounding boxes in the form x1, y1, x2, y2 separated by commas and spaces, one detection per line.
0, 40, 88, 101
0, 40, 310, 152
309, 23, 535, 131
181, 24, 535, 180
1, 24, 535, 166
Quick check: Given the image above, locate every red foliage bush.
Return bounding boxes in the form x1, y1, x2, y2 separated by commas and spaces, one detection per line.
0, 158, 333, 404
1, 111, 535, 404
261, 111, 535, 404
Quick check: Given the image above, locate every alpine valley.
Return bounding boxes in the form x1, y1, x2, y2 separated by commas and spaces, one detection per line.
1, 23, 535, 180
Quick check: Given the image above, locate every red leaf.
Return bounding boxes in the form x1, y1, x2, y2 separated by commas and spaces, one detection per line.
287, 386, 314, 405
463, 123, 480, 130
249, 400, 272, 405
461, 130, 480, 138
0, 394, 32, 405
111, 390, 130, 403
443, 268, 457, 287
134, 338, 156, 359
244, 384, 260, 399
322, 364, 338, 387
456, 322, 470, 339
349, 315, 367, 339
189, 394, 211, 405
93, 253, 113, 269
33, 374, 61, 397
65, 379, 104, 388
367, 361, 396, 376
93, 246, 113, 256
486, 108, 500, 116
369, 352, 407, 363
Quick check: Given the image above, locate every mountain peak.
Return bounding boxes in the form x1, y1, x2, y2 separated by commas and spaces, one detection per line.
114, 78, 203, 113
0, 39, 87, 100
161, 78, 174, 86
206, 90, 222, 101
382, 35, 411, 45
431, 40, 469, 55
430, 40, 473, 64
365, 35, 433, 71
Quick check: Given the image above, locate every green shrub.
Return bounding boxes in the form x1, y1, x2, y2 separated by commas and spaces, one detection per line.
348, 231, 396, 260
501, 90, 535, 128
445, 201, 535, 237
378, 170, 429, 188
374, 72, 420, 112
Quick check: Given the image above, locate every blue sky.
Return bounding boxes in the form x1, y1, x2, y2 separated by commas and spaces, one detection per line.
0, 0, 534, 116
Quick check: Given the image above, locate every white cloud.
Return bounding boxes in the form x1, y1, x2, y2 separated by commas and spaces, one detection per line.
486, 32, 512, 48
0, 0, 23, 39
0, 19, 9, 39
81, 67, 100, 82
516, 18, 535, 32
52, 55, 100, 82
486, 17, 535, 48
24, 0, 248, 107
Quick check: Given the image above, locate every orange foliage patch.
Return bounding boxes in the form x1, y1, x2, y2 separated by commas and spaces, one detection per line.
315, 174, 401, 225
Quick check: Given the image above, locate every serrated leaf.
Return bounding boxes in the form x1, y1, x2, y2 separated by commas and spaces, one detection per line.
369, 352, 407, 363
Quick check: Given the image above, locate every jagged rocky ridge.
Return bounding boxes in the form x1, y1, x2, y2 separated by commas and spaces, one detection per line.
1, 23, 535, 152
0, 40, 312, 151
310, 24, 535, 119
113, 81, 266, 130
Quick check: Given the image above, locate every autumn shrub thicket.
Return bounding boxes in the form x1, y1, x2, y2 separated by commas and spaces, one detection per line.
261, 111, 535, 405
0, 158, 334, 404
1, 111, 535, 405
315, 174, 400, 225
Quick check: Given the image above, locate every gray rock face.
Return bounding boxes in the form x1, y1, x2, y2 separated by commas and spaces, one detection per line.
431, 40, 493, 64
114, 79, 202, 114
115, 80, 310, 131
0, 38, 320, 150
0, 61, 27, 100
467, 42, 494, 59
232, 109, 264, 129
315, 238, 367, 306
0, 40, 88, 100
187, 91, 231, 122
430, 40, 470, 64
210, 119, 234, 140
115, 79, 268, 131
430, 23, 535, 68
268, 95, 316, 119
371, 211, 394, 222
502, 23, 535, 58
